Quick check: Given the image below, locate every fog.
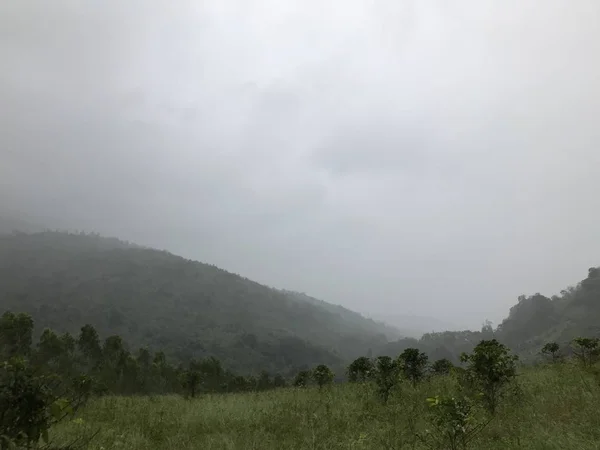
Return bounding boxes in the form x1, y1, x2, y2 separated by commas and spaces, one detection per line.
1, 0, 599, 329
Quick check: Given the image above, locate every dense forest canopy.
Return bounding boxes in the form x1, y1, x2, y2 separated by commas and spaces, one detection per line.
0, 229, 598, 373
0, 231, 401, 375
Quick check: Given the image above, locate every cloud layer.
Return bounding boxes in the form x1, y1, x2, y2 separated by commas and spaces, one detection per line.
2, 0, 599, 327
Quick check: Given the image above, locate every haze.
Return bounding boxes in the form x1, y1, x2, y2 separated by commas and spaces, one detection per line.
1, 1, 599, 329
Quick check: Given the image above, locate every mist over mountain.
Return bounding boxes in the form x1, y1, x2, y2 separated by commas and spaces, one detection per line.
0, 229, 400, 374
1, 220, 597, 374
365, 313, 464, 338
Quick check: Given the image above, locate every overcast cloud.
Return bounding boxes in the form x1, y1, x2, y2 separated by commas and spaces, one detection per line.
1, 0, 599, 329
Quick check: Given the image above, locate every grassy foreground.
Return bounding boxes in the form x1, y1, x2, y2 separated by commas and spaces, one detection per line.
51, 363, 600, 450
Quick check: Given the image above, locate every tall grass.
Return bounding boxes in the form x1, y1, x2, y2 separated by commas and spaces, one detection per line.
51, 362, 600, 449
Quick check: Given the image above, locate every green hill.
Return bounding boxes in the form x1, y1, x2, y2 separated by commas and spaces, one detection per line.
379, 266, 600, 363
0, 230, 396, 374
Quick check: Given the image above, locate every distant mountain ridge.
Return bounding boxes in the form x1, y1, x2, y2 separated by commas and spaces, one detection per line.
280, 290, 403, 340
2, 217, 597, 371
0, 229, 396, 374
365, 313, 464, 338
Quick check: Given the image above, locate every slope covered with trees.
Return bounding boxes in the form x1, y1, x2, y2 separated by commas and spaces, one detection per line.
379, 266, 600, 363
0, 231, 398, 374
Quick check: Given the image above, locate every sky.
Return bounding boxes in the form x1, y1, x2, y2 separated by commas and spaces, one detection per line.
1, 0, 599, 329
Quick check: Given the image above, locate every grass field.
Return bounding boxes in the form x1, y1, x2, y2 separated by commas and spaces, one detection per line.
51, 363, 600, 450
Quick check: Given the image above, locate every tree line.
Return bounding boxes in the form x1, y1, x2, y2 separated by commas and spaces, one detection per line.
0, 311, 295, 399
2, 308, 600, 449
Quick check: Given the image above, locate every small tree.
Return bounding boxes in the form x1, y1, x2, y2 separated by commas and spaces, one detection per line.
398, 348, 428, 386
273, 374, 287, 388
460, 339, 518, 415
419, 395, 491, 450
571, 337, 600, 368
312, 364, 334, 389
181, 369, 202, 398
431, 358, 454, 376
373, 356, 398, 403
541, 342, 561, 362
347, 356, 374, 382
0, 312, 34, 359
293, 370, 311, 388
0, 358, 85, 449
78, 324, 102, 369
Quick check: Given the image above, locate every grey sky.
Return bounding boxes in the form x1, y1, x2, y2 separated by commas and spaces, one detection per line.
1, 1, 599, 329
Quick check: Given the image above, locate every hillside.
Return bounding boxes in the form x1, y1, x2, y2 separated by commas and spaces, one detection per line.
0, 230, 395, 374
379, 266, 600, 363
366, 312, 463, 338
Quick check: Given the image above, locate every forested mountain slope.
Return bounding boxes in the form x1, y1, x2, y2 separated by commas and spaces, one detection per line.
380, 266, 600, 362
0, 231, 395, 374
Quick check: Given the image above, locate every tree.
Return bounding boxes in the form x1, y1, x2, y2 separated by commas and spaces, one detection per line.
420, 395, 491, 450
257, 370, 272, 391
312, 364, 334, 389
571, 337, 600, 368
293, 370, 311, 388
136, 348, 152, 392
373, 356, 398, 403
37, 329, 64, 367
181, 365, 202, 398
196, 357, 225, 393
0, 358, 84, 449
0, 312, 34, 359
347, 356, 374, 382
480, 320, 494, 339
431, 358, 454, 376
273, 374, 287, 388
78, 324, 102, 365
460, 339, 518, 415
541, 342, 561, 362
397, 348, 428, 386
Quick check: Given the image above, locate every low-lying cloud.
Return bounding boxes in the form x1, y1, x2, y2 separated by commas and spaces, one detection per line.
1, 0, 599, 328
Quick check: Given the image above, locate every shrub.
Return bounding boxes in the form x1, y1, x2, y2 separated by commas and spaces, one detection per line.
312, 365, 334, 389
397, 348, 428, 386
571, 337, 600, 368
431, 358, 454, 376
181, 369, 202, 398
347, 356, 374, 382
541, 342, 561, 362
419, 395, 490, 450
373, 356, 398, 403
460, 339, 518, 415
0, 358, 84, 449
293, 370, 311, 388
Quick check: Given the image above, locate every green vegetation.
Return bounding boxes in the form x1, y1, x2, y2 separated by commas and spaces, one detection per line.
0, 231, 401, 376
6, 307, 600, 449
40, 361, 600, 449
2, 230, 600, 372
5, 313, 600, 449
1, 229, 600, 448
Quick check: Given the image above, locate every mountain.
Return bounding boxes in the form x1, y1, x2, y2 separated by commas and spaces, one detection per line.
0, 230, 395, 374
0, 216, 44, 234
281, 290, 403, 341
378, 266, 600, 363
365, 313, 463, 338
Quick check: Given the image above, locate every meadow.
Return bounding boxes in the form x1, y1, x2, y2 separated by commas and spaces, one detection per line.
51, 362, 600, 450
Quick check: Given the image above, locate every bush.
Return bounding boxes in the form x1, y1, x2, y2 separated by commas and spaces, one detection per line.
419, 395, 490, 450
373, 356, 398, 403
571, 337, 600, 368
312, 365, 334, 389
541, 342, 561, 362
293, 370, 311, 388
347, 357, 373, 383
397, 348, 428, 386
0, 358, 83, 449
431, 358, 454, 376
460, 339, 518, 415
